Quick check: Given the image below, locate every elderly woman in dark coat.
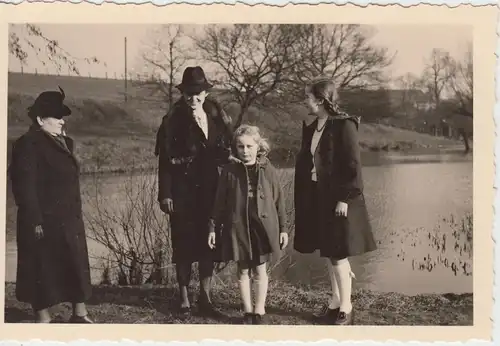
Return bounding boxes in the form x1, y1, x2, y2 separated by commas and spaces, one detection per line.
155, 66, 233, 316
294, 78, 377, 326
9, 87, 93, 324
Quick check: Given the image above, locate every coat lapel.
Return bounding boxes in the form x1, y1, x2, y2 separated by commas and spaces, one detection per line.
206, 112, 217, 144
313, 118, 334, 178
38, 130, 79, 167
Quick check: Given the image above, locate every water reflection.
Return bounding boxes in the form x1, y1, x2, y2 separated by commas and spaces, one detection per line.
4, 154, 473, 295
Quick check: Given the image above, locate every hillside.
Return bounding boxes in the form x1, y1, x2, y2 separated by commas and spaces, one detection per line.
7, 72, 465, 173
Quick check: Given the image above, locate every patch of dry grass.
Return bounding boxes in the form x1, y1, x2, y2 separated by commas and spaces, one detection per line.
4, 281, 472, 325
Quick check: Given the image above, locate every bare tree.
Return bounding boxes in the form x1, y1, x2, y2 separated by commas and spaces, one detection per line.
83, 171, 174, 285
419, 46, 473, 152
9, 24, 104, 75
282, 24, 394, 99
393, 72, 427, 118
420, 48, 454, 107
446, 42, 473, 118
445, 43, 473, 152
194, 24, 304, 128
135, 25, 193, 106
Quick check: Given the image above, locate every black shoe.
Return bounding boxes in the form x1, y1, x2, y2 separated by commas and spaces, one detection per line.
242, 313, 254, 324
69, 315, 94, 324
198, 303, 224, 318
313, 305, 339, 324
334, 309, 354, 325
179, 306, 192, 317
253, 313, 264, 325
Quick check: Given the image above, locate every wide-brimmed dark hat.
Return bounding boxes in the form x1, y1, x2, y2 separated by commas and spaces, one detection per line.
176, 66, 213, 95
28, 86, 71, 120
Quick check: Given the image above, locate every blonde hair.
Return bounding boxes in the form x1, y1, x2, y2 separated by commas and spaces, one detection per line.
233, 124, 270, 158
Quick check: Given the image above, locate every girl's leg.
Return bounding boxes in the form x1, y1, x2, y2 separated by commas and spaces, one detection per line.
237, 263, 253, 314
34, 308, 51, 323
327, 260, 341, 310
253, 262, 269, 316
330, 258, 353, 314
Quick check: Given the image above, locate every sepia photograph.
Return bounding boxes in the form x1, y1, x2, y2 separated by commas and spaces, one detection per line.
2, 5, 485, 335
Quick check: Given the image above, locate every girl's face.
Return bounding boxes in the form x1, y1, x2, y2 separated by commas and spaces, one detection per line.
37, 116, 65, 136
236, 134, 259, 165
306, 92, 321, 115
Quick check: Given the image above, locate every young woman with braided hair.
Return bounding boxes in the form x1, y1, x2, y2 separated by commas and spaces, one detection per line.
293, 78, 377, 325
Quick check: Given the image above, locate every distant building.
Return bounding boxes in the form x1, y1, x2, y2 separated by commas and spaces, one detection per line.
387, 89, 436, 115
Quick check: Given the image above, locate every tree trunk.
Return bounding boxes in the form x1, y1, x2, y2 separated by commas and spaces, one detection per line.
168, 41, 174, 107
459, 128, 470, 153
235, 105, 248, 129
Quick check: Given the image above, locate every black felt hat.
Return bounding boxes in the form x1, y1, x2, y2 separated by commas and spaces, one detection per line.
176, 66, 213, 95
28, 86, 71, 121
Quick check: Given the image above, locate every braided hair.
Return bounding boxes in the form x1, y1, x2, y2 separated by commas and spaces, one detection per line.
306, 78, 359, 123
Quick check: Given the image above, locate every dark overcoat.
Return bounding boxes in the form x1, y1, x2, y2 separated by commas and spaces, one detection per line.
293, 116, 377, 259
209, 157, 288, 263
155, 97, 233, 264
9, 126, 91, 310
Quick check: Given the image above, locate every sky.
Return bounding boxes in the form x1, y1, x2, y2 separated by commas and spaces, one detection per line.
8, 24, 472, 84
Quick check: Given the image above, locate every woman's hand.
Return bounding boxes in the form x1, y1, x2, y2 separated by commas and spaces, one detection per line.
160, 198, 174, 214
34, 225, 44, 240
280, 232, 289, 249
335, 201, 348, 217
208, 232, 216, 249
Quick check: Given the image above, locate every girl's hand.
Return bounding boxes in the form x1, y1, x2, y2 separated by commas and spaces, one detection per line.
208, 232, 216, 249
279, 232, 289, 249
335, 201, 348, 217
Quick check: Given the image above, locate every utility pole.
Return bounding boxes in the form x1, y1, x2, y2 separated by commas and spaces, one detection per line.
124, 36, 128, 103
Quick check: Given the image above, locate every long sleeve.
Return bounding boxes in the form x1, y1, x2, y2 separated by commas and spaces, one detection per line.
209, 166, 229, 234
157, 115, 174, 203
213, 101, 234, 163
337, 119, 363, 203
271, 166, 288, 234
10, 137, 43, 227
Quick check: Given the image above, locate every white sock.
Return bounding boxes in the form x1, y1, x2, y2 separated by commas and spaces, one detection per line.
332, 260, 353, 314
253, 264, 269, 315
238, 270, 252, 313
327, 260, 341, 309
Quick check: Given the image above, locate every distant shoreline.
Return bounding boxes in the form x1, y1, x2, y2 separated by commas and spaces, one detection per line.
8, 72, 471, 176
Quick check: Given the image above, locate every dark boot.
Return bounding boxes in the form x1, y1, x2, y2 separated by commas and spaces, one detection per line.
313, 305, 340, 324
334, 309, 355, 325
242, 313, 254, 325
197, 260, 223, 318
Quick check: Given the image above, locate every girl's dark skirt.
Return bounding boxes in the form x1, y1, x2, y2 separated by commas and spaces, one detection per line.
240, 195, 272, 268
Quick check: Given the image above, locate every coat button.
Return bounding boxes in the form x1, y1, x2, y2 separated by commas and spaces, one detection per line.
261, 214, 267, 218
260, 194, 265, 199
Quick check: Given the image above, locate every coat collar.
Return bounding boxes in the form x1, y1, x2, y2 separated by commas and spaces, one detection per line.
230, 154, 270, 169
28, 126, 78, 163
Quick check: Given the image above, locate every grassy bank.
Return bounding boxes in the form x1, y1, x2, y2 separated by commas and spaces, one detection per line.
7, 73, 467, 174
4, 281, 472, 325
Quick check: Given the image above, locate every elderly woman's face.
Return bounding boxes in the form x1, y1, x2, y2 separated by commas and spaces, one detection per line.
37, 116, 65, 136
184, 90, 207, 110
